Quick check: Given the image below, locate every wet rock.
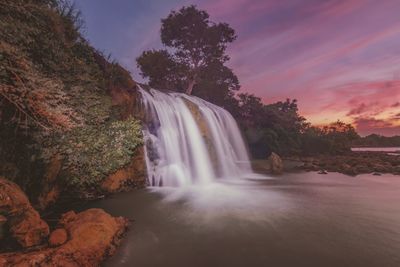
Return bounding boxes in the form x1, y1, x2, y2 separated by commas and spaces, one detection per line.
0, 177, 49, 248
0, 209, 129, 266
302, 162, 319, 171
355, 164, 371, 174
296, 152, 400, 176
182, 98, 219, 170
101, 146, 146, 193
268, 152, 283, 174
373, 164, 388, 173
48, 228, 67, 247
338, 163, 352, 174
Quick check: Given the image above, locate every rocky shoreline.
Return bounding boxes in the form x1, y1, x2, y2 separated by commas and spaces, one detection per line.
286, 152, 400, 176
252, 151, 400, 176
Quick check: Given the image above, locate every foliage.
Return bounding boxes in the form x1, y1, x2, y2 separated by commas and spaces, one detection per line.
234, 94, 308, 157
56, 118, 142, 190
137, 5, 239, 107
0, 0, 106, 131
136, 49, 185, 91
1, 42, 82, 130
352, 134, 400, 147
233, 93, 359, 157
301, 121, 360, 155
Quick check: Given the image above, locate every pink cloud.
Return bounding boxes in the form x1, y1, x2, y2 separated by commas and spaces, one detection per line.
354, 117, 400, 136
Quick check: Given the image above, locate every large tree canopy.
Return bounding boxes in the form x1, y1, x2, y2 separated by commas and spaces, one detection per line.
137, 5, 239, 107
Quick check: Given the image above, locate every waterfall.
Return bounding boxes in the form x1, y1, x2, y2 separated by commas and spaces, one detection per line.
140, 88, 252, 187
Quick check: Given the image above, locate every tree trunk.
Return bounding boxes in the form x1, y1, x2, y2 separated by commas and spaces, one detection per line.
186, 79, 196, 95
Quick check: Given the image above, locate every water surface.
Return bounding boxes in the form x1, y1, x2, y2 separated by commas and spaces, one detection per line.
351, 147, 400, 153
82, 172, 400, 267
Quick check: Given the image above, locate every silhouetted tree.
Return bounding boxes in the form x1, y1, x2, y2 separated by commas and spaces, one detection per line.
137, 5, 239, 107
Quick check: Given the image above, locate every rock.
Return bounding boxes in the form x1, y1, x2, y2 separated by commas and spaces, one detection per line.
0, 177, 49, 248
303, 163, 319, 171
101, 146, 146, 193
318, 170, 328, 174
374, 164, 388, 173
109, 86, 138, 120
299, 152, 400, 176
268, 152, 283, 174
355, 164, 372, 174
373, 172, 382, 176
48, 228, 67, 247
0, 209, 129, 266
182, 98, 218, 170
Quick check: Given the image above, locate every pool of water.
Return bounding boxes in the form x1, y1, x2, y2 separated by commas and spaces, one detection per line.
81, 172, 400, 267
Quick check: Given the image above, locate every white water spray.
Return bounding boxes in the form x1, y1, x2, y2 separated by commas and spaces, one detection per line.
140, 88, 252, 187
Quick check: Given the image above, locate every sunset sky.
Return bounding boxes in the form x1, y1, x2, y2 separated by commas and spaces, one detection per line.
76, 0, 400, 136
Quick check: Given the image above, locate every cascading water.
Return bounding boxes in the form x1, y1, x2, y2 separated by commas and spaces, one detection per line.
140, 87, 252, 187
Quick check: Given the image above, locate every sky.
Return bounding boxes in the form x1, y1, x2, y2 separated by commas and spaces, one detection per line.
75, 0, 400, 136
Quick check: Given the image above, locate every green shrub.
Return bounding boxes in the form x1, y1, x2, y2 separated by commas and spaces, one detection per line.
57, 118, 143, 190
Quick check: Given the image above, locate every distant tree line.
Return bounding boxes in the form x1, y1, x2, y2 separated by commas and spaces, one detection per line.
352, 134, 400, 147
230, 94, 360, 157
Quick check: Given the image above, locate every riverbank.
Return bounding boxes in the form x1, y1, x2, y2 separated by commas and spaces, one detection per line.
285, 152, 400, 176
252, 152, 400, 176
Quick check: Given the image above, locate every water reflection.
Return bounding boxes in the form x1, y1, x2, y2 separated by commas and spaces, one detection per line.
81, 172, 400, 267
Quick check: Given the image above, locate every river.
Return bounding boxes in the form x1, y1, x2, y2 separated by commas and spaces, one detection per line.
80, 172, 400, 267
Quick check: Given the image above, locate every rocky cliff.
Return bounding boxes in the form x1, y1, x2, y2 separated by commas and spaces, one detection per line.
0, 0, 146, 209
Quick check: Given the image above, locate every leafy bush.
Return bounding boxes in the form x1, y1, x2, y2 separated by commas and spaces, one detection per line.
56, 118, 143, 190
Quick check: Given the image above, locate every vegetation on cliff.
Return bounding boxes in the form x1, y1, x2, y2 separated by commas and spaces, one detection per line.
0, 0, 143, 201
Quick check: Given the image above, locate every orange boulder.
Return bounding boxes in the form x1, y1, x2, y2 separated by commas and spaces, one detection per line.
0, 177, 49, 248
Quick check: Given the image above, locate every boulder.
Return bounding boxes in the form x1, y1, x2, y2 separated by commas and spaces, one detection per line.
0, 209, 129, 266
48, 228, 68, 247
268, 152, 283, 174
302, 163, 319, 171
101, 146, 146, 193
355, 164, 372, 174
0, 177, 49, 248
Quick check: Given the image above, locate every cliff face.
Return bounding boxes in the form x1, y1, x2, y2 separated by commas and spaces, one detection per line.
0, 0, 145, 208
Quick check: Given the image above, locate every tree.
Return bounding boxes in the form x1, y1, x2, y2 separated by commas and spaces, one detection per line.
232, 93, 309, 157
301, 121, 360, 155
137, 5, 239, 106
